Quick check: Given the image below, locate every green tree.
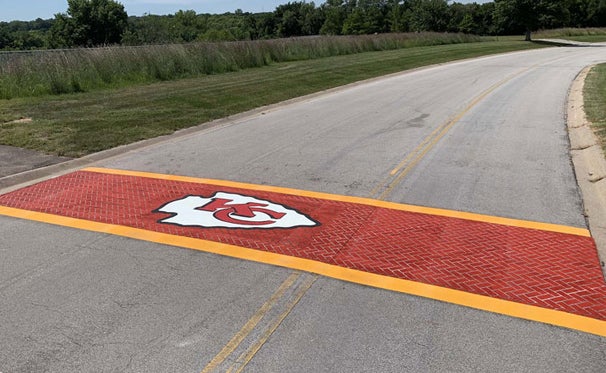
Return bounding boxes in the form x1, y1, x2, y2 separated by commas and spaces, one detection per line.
447, 2, 471, 33
0, 24, 10, 49
273, 2, 323, 37
202, 12, 251, 41
492, 0, 571, 40
256, 12, 279, 38
320, 0, 348, 35
447, 2, 492, 35
406, 0, 449, 32
126, 15, 166, 45
386, 0, 409, 32
342, 0, 387, 35
174, 10, 206, 42
586, 0, 606, 27
49, 0, 128, 47
0, 19, 53, 50
477, 2, 496, 35
9, 30, 46, 49
538, 0, 571, 29
275, 3, 304, 37
301, 3, 325, 35
122, 14, 174, 45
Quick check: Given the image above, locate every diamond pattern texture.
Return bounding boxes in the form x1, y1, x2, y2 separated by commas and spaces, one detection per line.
1, 170, 604, 320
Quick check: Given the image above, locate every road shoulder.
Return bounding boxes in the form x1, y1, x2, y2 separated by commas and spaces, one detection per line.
0, 144, 70, 178
568, 65, 606, 276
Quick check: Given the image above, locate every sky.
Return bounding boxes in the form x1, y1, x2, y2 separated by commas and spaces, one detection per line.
0, 0, 491, 23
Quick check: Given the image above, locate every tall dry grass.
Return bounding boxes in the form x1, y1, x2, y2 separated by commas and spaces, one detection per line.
0, 33, 480, 99
534, 27, 606, 38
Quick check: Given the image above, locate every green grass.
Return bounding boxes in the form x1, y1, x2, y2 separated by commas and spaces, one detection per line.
563, 35, 606, 42
584, 64, 606, 151
482, 28, 606, 43
0, 33, 480, 100
534, 27, 606, 42
0, 39, 544, 158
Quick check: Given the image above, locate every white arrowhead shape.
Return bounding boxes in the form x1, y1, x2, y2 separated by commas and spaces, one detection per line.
155, 192, 318, 229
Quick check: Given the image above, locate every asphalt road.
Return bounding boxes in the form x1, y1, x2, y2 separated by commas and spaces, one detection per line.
2, 45, 606, 372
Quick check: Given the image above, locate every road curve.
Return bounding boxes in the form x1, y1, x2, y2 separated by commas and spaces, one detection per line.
108, 46, 604, 226
2, 45, 606, 372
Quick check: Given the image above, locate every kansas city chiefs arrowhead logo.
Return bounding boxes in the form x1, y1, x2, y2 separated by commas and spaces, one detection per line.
155, 192, 319, 229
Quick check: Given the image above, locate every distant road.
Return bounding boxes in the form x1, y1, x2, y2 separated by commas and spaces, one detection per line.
2, 44, 606, 372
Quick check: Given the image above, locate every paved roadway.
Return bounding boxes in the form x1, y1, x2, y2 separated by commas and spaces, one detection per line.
2, 45, 606, 372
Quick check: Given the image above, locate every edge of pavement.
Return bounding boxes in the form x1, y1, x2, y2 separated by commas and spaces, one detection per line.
535, 38, 602, 47
568, 65, 606, 277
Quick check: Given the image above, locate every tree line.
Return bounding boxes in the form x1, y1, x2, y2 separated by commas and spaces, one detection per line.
1, 0, 605, 50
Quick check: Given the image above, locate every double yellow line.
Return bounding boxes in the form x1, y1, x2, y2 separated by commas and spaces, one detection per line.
200, 62, 590, 371
202, 273, 316, 373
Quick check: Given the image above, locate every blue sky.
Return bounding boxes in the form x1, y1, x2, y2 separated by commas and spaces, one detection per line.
0, 0, 491, 22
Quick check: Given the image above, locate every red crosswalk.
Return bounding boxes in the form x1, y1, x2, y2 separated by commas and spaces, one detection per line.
1, 168, 605, 332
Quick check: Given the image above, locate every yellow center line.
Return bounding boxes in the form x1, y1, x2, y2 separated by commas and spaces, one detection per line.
201, 272, 301, 373
371, 66, 532, 200
227, 275, 317, 373
389, 118, 451, 176
368, 120, 449, 198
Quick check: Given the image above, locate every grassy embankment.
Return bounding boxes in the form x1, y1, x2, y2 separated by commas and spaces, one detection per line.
0, 33, 545, 157
584, 64, 606, 151
0, 33, 480, 99
534, 27, 606, 42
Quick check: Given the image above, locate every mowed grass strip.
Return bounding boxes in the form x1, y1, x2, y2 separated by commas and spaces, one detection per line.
0, 40, 544, 158
584, 63, 606, 151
